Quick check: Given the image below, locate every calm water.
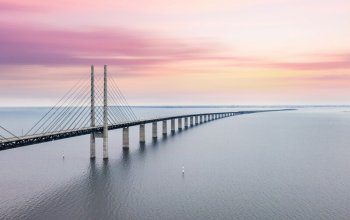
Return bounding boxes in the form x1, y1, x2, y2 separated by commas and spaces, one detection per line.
1, 107, 350, 220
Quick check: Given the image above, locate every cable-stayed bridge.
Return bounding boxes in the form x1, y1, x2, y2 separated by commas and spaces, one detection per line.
0, 65, 293, 158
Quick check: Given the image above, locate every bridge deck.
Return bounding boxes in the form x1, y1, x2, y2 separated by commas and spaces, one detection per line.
0, 109, 294, 151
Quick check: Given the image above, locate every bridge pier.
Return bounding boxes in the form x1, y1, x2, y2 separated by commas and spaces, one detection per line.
123, 127, 129, 149
184, 117, 188, 128
162, 120, 167, 136
195, 116, 199, 125
190, 116, 194, 126
171, 119, 175, 134
152, 122, 157, 140
140, 124, 145, 144
103, 64, 108, 159
200, 115, 203, 124
178, 118, 182, 131
204, 115, 207, 122
90, 65, 96, 159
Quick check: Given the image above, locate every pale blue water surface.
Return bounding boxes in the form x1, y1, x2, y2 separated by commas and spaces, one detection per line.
1, 107, 350, 220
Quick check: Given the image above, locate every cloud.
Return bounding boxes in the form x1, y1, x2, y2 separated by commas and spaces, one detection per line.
0, 2, 41, 12
1, 21, 350, 78
266, 60, 350, 71
0, 0, 266, 13
293, 74, 350, 81
0, 22, 221, 68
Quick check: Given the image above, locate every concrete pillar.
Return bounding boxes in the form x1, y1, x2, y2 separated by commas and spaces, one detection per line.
195, 116, 199, 125
140, 124, 145, 144
190, 117, 194, 126
200, 115, 203, 124
178, 118, 182, 131
123, 127, 129, 149
90, 65, 96, 159
162, 120, 167, 136
184, 117, 188, 128
103, 64, 108, 159
152, 122, 157, 140
204, 115, 207, 122
171, 119, 175, 133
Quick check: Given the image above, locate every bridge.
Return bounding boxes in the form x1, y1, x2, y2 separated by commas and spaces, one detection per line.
0, 65, 293, 158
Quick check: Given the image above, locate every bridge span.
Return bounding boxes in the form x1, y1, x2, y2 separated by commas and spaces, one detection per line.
0, 65, 294, 158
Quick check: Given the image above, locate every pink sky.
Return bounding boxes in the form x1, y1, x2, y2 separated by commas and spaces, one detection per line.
0, 0, 350, 106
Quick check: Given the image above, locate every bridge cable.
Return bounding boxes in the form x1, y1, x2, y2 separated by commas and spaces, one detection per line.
25, 77, 87, 136
42, 82, 90, 133
111, 78, 138, 121
51, 92, 91, 133
29, 78, 88, 135
108, 81, 135, 121
0, 125, 19, 139
40, 81, 90, 134
110, 78, 138, 121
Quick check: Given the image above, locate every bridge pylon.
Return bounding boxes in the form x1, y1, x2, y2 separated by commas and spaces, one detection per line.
90, 65, 96, 159
103, 65, 109, 159
90, 64, 109, 159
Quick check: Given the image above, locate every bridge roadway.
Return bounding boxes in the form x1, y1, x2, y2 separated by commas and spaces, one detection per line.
0, 109, 294, 151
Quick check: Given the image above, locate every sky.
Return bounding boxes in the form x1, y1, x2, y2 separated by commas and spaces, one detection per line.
0, 0, 350, 106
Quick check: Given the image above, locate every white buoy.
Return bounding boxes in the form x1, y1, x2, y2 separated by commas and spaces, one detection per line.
62, 154, 65, 159
182, 166, 185, 174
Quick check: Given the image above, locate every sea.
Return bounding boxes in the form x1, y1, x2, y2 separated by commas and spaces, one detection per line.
1, 106, 350, 220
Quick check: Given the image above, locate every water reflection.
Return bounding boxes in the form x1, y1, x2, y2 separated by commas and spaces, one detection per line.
4, 109, 350, 219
